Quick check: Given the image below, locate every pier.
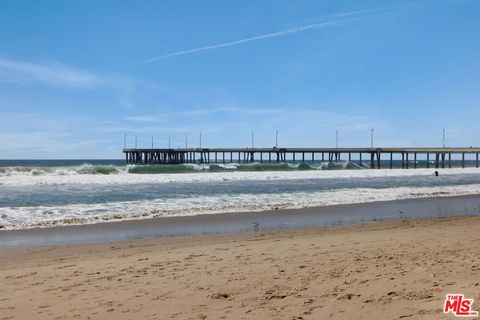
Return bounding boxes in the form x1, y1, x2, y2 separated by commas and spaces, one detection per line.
123, 147, 480, 169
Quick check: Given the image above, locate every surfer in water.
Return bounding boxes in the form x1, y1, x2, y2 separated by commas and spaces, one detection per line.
434, 170, 439, 176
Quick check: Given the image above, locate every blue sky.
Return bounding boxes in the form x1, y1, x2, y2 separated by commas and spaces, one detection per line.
0, 0, 479, 159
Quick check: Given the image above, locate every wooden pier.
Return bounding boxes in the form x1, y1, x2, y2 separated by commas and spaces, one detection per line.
123, 147, 480, 169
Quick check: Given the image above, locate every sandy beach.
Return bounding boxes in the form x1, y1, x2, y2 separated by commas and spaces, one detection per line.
1, 215, 479, 320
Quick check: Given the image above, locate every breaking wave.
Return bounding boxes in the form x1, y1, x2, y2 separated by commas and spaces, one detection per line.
0, 161, 362, 176
125, 161, 363, 174
0, 164, 122, 176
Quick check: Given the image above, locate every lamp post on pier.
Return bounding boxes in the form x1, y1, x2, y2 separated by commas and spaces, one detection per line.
336, 129, 339, 148
443, 128, 446, 148
370, 128, 374, 148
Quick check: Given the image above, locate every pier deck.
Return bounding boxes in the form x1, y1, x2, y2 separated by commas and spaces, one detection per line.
123, 147, 480, 169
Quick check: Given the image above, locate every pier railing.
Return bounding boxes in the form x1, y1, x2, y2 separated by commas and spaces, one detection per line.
122, 147, 480, 169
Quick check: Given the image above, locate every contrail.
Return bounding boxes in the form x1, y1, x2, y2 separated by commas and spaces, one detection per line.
105, 4, 417, 69
126, 19, 344, 67
0, 2, 419, 85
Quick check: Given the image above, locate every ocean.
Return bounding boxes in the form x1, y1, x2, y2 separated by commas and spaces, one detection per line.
1, 159, 480, 230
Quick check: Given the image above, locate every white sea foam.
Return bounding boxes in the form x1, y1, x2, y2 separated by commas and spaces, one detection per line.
1, 167, 480, 187
2, 183, 480, 230
2, 166, 480, 230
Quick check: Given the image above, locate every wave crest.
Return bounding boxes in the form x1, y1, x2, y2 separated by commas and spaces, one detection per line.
0, 164, 122, 176
125, 161, 363, 173
0, 161, 362, 176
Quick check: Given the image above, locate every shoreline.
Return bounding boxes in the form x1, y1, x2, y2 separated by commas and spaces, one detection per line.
2, 193, 480, 248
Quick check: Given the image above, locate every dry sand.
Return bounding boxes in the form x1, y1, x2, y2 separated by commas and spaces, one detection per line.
1, 216, 480, 320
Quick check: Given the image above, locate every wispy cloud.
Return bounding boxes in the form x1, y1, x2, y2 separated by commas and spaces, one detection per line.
123, 115, 158, 122
0, 131, 120, 159
0, 57, 142, 110
168, 107, 280, 116
0, 57, 104, 88
0, 3, 418, 88
108, 4, 418, 69
123, 107, 280, 123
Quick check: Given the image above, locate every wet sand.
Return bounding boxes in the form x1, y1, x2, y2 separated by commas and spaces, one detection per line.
2, 194, 480, 248
1, 215, 480, 320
